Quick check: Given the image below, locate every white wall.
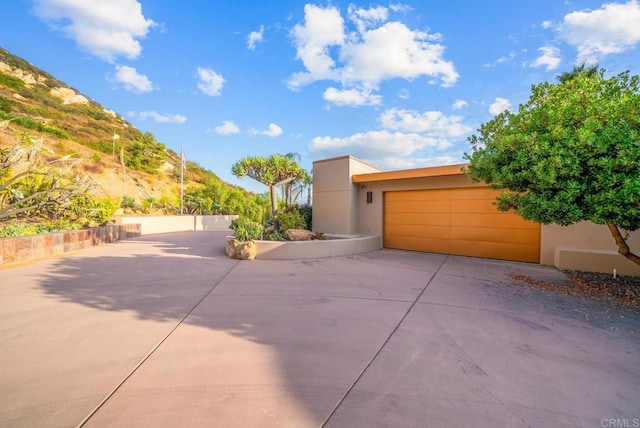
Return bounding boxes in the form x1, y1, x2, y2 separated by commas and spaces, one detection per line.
116, 215, 238, 235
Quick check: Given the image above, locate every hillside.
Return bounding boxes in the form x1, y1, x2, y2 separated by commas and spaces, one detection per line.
0, 46, 248, 209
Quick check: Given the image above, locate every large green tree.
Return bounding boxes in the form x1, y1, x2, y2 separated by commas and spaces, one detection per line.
465, 67, 640, 265
231, 154, 306, 230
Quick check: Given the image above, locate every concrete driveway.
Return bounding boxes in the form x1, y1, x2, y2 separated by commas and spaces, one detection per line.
1, 231, 638, 427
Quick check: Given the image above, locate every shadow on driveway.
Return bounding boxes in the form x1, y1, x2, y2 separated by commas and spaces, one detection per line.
1, 231, 638, 427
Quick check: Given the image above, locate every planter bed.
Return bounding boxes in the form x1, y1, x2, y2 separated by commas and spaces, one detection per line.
252, 234, 382, 260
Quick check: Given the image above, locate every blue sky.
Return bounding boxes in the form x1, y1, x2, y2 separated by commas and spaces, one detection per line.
1, 0, 640, 193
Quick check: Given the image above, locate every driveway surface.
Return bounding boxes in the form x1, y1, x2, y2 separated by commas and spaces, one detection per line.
1, 231, 638, 427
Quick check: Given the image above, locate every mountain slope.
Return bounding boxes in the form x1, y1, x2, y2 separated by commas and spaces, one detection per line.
0, 46, 247, 206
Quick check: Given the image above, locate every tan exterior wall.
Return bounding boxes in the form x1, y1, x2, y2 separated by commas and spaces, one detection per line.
542, 222, 640, 276
312, 156, 381, 234
313, 155, 640, 275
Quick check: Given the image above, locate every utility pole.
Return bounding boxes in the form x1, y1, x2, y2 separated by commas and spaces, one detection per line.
180, 144, 185, 215
112, 133, 119, 160
120, 147, 126, 197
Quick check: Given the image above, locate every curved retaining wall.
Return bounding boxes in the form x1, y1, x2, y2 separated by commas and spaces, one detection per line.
253, 235, 382, 260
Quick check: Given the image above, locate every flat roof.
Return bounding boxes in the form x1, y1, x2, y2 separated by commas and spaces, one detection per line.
352, 163, 468, 183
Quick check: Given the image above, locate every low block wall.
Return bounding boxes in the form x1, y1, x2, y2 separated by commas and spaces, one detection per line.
116, 215, 238, 235
0, 224, 141, 268
254, 235, 382, 260
554, 247, 640, 276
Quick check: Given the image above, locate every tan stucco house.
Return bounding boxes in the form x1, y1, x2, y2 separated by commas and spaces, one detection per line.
312, 155, 640, 276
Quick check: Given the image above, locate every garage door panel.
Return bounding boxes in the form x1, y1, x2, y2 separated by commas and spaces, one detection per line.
451, 226, 540, 245
451, 213, 539, 229
450, 240, 540, 263
384, 188, 541, 263
386, 224, 450, 240
385, 200, 450, 214
450, 187, 497, 200
386, 212, 451, 227
386, 189, 450, 202
451, 199, 499, 213
385, 235, 450, 254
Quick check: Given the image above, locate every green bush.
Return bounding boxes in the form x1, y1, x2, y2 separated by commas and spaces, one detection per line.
0, 220, 82, 238
264, 232, 285, 241
0, 96, 12, 113
297, 205, 312, 230
121, 195, 138, 209
230, 217, 263, 241
277, 207, 306, 231
0, 73, 25, 90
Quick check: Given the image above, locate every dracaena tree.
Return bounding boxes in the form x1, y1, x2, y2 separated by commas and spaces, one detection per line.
465, 67, 640, 266
231, 153, 305, 231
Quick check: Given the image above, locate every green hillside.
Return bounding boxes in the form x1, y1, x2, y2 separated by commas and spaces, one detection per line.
0, 46, 263, 220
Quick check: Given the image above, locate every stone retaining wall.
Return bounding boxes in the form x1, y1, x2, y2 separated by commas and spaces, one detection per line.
0, 224, 141, 268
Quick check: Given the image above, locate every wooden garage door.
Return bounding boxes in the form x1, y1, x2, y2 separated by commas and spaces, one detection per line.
384, 188, 540, 263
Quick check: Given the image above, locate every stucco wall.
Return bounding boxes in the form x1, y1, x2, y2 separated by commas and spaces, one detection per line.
116, 215, 238, 235
312, 156, 381, 234
542, 222, 640, 275
313, 155, 640, 275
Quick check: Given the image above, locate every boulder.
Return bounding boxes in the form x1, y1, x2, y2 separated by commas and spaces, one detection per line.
225, 238, 257, 260
285, 229, 313, 241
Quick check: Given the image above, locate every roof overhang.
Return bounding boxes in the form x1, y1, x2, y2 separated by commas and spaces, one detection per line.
352, 163, 468, 183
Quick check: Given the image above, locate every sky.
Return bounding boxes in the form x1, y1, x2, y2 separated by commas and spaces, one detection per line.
1, 0, 640, 193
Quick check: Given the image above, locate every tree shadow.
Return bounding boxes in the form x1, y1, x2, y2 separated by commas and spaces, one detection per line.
31, 230, 411, 425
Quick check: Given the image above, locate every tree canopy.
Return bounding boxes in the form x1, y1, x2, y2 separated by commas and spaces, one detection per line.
465, 67, 640, 265
231, 153, 307, 230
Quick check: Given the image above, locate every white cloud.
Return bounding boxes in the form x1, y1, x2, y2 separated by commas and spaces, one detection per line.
323, 86, 382, 106
496, 51, 517, 64
308, 107, 471, 167
288, 4, 458, 105
541, 20, 553, 29
452, 99, 468, 110
288, 4, 345, 89
130, 111, 186, 123
112, 65, 152, 93
340, 22, 457, 86
380, 108, 471, 137
559, 0, 640, 63
33, 0, 155, 62
247, 25, 264, 50
397, 89, 410, 99
261, 123, 283, 137
531, 46, 562, 71
389, 3, 413, 13
214, 120, 240, 135
196, 67, 225, 96
309, 130, 446, 160
348, 4, 388, 33
489, 98, 512, 116
380, 155, 460, 170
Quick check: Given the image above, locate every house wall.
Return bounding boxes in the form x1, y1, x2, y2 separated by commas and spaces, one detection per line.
313, 155, 640, 275
542, 223, 640, 276
312, 156, 381, 234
